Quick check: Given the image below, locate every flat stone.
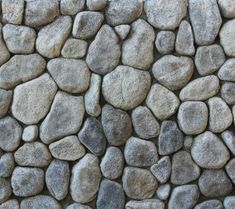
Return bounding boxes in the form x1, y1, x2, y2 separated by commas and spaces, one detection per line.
175, 20, 195, 55
226, 158, 235, 184
155, 31, 175, 54
2, 0, 24, 24
195, 45, 225, 76
0, 199, 19, 209
85, 73, 101, 117
12, 74, 57, 124
146, 84, 180, 121
97, 180, 125, 209
179, 75, 220, 101
46, 160, 70, 200
14, 142, 52, 167
61, 38, 87, 58
25, 0, 59, 27
114, 25, 130, 40
0, 89, 12, 118
178, 101, 208, 135
40, 91, 85, 144
105, 0, 142, 26
3, 24, 35, 54
171, 151, 200, 185
70, 154, 101, 203
218, 59, 235, 81
100, 147, 124, 180
144, 0, 187, 29
0, 116, 22, 151
22, 125, 38, 142
0, 54, 46, 89
158, 121, 184, 155
49, 136, 85, 161
131, 106, 160, 139
78, 117, 106, 156
47, 58, 90, 94
87, 0, 106, 10
189, 0, 222, 45
224, 196, 235, 209
221, 131, 235, 155
208, 97, 232, 133
122, 19, 155, 70
194, 200, 223, 209
126, 199, 164, 209
150, 156, 171, 184
20, 195, 62, 209
192, 131, 230, 169
220, 19, 235, 57
218, 0, 235, 18
0, 178, 11, 204
101, 104, 132, 146
11, 167, 44, 197
86, 25, 121, 75
221, 82, 235, 104
61, 0, 85, 15
0, 153, 14, 178
156, 184, 171, 201
168, 185, 199, 209
199, 169, 232, 197
124, 137, 158, 167
66, 203, 92, 209
102, 65, 151, 110
152, 55, 194, 90
122, 167, 157, 200
72, 11, 104, 39
36, 16, 72, 58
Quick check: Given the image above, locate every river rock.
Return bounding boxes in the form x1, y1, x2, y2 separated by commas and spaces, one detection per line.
218, 58, 235, 81
155, 31, 175, 54
0, 89, 11, 118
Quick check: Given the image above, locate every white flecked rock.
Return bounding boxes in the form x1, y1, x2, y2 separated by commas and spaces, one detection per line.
36, 16, 72, 58
0, 153, 14, 178
122, 19, 155, 70
152, 55, 194, 90
61, 0, 85, 15
87, 0, 107, 10
114, 25, 130, 40
155, 31, 175, 55
218, 59, 235, 81
221, 131, 235, 155
194, 200, 223, 209
0, 199, 19, 209
126, 199, 164, 209
224, 196, 235, 209
221, 82, 235, 105
12, 74, 57, 125
218, 0, 235, 18
22, 125, 38, 142
156, 184, 171, 201
102, 65, 151, 110
0, 89, 12, 118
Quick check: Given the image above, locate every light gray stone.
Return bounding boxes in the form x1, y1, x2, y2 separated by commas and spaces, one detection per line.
225, 158, 235, 184
122, 167, 157, 200
0, 199, 19, 209
12, 74, 57, 125
102, 104, 132, 146
152, 55, 194, 90
3, 24, 35, 54
168, 185, 199, 209
0, 89, 11, 118
49, 136, 86, 161
221, 82, 235, 104
100, 147, 124, 180
105, 0, 142, 26
191, 131, 230, 169
0, 35, 10, 66
40, 91, 85, 144
195, 45, 225, 76
102, 65, 151, 110
0, 54, 46, 89
47, 58, 90, 93
146, 84, 180, 121
85, 73, 101, 117
46, 160, 70, 200
0, 153, 14, 178
218, 59, 235, 81
144, 0, 187, 30
178, 101, 208, 135
131, 106, 160, 139
155, 31, 175, 54
86, 25, 121, 75
218, 0, 235, 18
87, 0, 106, 10
61, 38, 87, 58
199, 169, 232, 197
72, 11, 104, 39
61, 0, 85, 15
151, 156, 171, 184
194, 200, 223, 209
36, 16, 72, 58
176, 20, 195, 55
189, 0, 222, 45
208, 97, 232, 133
124, 137, 158, 167
114, 25, 130, 40
0, 178, 11, 204
66, 203, 92, 209
25, 0, 59, 27
122, 19, 155, 70
22, 125, 38, 142
224, 196, 235, 209
126, 199, 164, 209
14, 142, 51, 167
221, 131, 235, 155
70, 154, 101, 203
180, 75, 220, 101
11, 167, 44, 197
0, 116, 22, 151
184, 136, 193, 151
171, 151, 200, 185
156, 184, 171, 201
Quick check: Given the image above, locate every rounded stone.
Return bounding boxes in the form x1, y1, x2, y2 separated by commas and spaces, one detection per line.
221, 130, 235, 155
0, 89, 12, 118
22, 125, 38, 142
155, 31, 175, 54
126, 199, 164, 209
66, 203, 92, 209
218, 59, 235, 81
87, 0, 107, 10
60, 0, 85, 15
221, 82, 235, 105
194, 200, 223, 209
218, 0, 235, 18
114, 25, 130, 40
224, 196, 235, 209
225, 158, 235, 184
0, 153, 14, 178
0, 199, 19, 209
0, 178, 11, 204
156, 184, 171, 201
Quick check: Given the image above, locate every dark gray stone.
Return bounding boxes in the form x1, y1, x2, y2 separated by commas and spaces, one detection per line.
0, 178, 11, 204
0, 153, 14, 178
